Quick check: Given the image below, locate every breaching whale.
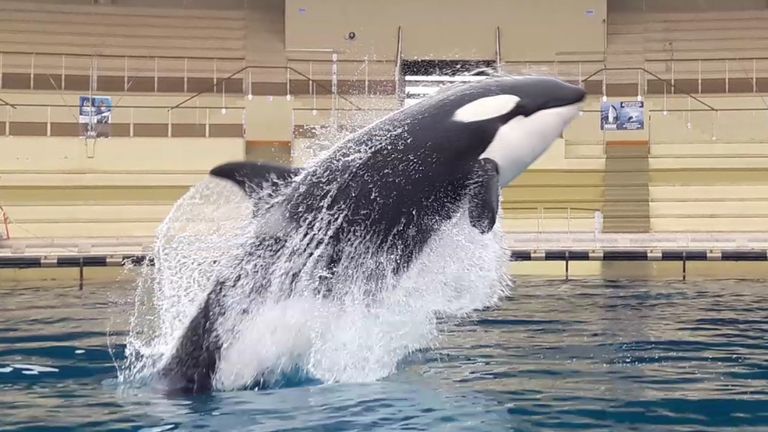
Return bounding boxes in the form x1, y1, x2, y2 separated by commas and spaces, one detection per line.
158, 75, 586, 393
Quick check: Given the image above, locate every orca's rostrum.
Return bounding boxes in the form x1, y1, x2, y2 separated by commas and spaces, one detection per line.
159, 75, 586, 393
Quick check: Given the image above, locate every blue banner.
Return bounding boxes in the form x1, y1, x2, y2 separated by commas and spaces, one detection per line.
79, 96, 112, 138
601, 100, 644, 131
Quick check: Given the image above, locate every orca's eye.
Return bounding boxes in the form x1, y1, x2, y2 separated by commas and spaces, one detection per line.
452, 95, 520, 123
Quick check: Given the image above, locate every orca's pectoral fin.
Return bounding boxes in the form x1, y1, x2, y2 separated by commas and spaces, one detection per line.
468, 158, 500, 234
210, 161, 300, 193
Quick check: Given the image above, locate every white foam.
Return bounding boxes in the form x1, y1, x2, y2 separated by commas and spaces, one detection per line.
138, 426, 175, 432
21, 371, 39, 375
11, 364, 59, 373
0, 367, 13, 373
75, 349, 86, 354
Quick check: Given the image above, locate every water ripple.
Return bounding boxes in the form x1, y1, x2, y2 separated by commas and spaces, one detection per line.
2, 279, 768, 430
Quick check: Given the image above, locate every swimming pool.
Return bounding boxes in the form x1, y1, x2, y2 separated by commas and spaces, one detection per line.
1, 278, 767, 431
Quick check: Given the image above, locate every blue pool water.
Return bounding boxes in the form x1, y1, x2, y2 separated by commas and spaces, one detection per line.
1, 278, 767, 431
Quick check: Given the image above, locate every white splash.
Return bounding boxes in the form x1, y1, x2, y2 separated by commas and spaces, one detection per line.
120, 118, 509, 392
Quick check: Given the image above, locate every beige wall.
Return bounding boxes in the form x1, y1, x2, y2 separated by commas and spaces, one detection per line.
285, 0, 606, 61
0, 0, 246, 59
1, 136, 243, 238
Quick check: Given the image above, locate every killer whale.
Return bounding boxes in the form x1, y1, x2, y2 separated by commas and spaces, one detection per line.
158, 75, 586, 393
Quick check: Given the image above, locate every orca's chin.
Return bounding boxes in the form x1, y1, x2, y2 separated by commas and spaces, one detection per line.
479, 101, 583, 186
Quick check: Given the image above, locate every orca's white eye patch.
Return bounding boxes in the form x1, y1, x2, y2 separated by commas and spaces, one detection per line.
452, 94, 520, 123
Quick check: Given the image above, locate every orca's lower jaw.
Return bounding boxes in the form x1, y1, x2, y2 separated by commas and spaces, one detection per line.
479, 102, 582, 187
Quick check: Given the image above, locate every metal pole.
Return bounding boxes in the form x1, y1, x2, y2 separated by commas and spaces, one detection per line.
124, 56, 128, 92
129, 107, 134, 137
364, 57, 369, 96
331, 53, 338, 125
725, 59, 729, 94
698, 60, 702, 94
753, 58, 757, 93
395, 26, 403, 100
286, 67, 291, 99
154, 57, 158, 93
0, 52, 3, 89
79, 257, 84, 290
183, 57, 188, 93
30, 53, 35, 89
682, 251, 687, 281
495, 26, 501, 73
46, 106, 51, 136
205, 109, 210, 138
671, 61, 675, 94
61, 55, 65, 89
578, 62, 582, 87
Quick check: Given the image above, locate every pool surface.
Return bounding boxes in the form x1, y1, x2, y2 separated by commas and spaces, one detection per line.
1, 278, 767, 431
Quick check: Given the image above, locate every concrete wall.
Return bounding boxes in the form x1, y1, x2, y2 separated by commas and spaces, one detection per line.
1, 136, 243, 237
0, 0, 246, 58
285, 0, 607, 61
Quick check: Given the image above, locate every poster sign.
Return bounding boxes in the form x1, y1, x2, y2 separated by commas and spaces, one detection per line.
79, 96, 112, 138
601, 100, 644, 130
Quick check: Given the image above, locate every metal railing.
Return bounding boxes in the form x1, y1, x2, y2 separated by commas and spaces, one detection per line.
503, 207, 602, 235
502, 57, 768, 94
2, 104, 245, 139
0, 206, 10, 240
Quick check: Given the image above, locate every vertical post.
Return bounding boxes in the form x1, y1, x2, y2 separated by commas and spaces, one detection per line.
61, 55, 66, 89
183, 57, 188, 93
213, 58, 217, 88
5, 106, 9, 137
124, 56, 128, 92
205, 109, 210, 138
753, 58, 757, 93
537, 207, 543, 233
578, 62, 582, 87
309, 62, 313, 94
495, 26, 501, 73
29, 53, 35, 90
567, 207, 571, 235
725, 59, 729, 94
671, 61, 675, 94
167, 109, 172, 137
682, 251, 687, 281
154, 57, 158, 93
286, 67, 291, 99
331, 53, 338, 125
241, 61, 246, 96
248, 69, 252, 100
395, 26, 403, 101
0, 52, 3, 89
643, 61, 648, 94
30, 53, 35, 89
565, 251, 570, 281
79, 257, 84, 290
46, 106, 51, 136
93, 55, 98, 91
129, 108, 134, 137
364, 57, 369, 96
698, 59, 702, 94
